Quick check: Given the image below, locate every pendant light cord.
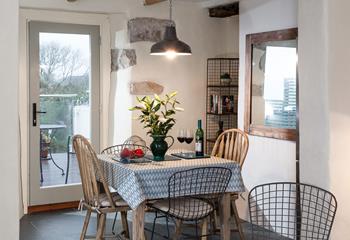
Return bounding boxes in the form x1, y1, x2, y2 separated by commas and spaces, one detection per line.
169, 0, 174, 26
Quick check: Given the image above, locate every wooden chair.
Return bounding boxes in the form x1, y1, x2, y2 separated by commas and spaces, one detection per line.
73, 135, 130, 240
101, 143, 150, 235
211, 128, 249, 240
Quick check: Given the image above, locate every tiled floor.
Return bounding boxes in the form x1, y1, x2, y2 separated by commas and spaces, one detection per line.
20, 209, 254, 240
41, 153, 81, 187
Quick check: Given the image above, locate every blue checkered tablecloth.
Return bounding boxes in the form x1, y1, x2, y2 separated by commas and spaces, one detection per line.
97, 154, 245, 209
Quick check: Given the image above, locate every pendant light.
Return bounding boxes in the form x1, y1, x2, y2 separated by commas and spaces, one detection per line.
150, 0, 192, 58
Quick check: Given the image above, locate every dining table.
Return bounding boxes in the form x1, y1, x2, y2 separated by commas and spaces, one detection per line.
97, 150, 246, 240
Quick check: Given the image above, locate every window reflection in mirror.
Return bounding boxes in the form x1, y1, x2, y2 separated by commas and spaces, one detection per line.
251, 40, 297, 129
244, 28, 298, 141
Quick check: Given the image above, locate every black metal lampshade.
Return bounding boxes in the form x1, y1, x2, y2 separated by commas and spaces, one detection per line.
150, 26, 192, 56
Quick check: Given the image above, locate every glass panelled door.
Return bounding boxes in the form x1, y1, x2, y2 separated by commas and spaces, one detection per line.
29, 21, 100, 205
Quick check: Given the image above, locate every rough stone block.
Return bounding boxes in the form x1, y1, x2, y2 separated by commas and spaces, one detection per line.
130, 81, 164, 95
128, 17, 175, 43
111, 49, 137, 71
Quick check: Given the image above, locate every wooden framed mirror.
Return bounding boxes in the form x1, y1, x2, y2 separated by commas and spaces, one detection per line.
244, 28, 298, 141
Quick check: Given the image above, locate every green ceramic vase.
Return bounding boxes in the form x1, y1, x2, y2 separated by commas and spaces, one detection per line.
150, 135, 174, 161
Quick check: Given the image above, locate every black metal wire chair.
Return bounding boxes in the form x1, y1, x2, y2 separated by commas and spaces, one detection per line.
248, 182, 337, 240
148, 167, 232, 239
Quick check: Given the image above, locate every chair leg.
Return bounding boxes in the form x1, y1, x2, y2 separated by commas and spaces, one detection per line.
96, 213, 100, 231
121, 211, 129, 238
151, 212, 158, 240
65, 152, 70, 184
195, 220, 199, 239
173, 220, 182, 240
165, 216, 170, 239
80, 209, 92, 240
231, 200, 245, 240
96, 213, 106, 240
112, 212, 118, 235
210, 210, 218, 234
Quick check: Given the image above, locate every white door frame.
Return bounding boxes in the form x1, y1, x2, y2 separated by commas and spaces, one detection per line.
19, 9, 111, 212
29, 21, 101, 205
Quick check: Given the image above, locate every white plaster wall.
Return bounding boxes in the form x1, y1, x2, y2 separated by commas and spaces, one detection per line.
299, 0, 350, 238
219, 15, 239, 58
0, 0, 20, 238
298, 0, 329, 189
238, 0, 297, 219
328, 1, 350, 236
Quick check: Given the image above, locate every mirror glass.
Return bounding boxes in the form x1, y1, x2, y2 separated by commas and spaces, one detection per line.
251, 39, 297, 129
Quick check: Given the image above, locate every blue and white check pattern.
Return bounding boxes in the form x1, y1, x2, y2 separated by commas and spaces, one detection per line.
98, 154, 245, 209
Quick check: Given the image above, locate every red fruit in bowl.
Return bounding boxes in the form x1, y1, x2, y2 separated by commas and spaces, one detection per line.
133, 148, 144, 158
120, 148, 132, 158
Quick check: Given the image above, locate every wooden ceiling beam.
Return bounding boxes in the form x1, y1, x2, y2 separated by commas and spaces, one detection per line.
144, 0, 166, 5
209, 2, 239, 18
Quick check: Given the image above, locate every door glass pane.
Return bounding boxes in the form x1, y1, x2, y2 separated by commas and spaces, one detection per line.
39, 33, 91, 187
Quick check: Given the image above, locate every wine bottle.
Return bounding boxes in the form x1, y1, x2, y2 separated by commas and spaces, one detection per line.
195, 119, 204, 156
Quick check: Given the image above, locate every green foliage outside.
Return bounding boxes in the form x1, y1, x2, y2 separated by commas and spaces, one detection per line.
40, 42, 90, 153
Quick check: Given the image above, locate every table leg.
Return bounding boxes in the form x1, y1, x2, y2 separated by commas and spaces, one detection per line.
201, 217, 208, 240
132, 201, 145, 240
219, 193, 231, 240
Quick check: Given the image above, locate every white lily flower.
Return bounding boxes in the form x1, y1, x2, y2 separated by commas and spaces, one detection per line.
159, 117, 167, 123
175, 107, 184, 111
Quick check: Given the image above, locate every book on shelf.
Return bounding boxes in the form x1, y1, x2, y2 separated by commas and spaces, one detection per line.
209, 94, 236, 114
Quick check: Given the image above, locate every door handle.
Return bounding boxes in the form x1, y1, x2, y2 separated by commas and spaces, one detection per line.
32, 103, 46, 127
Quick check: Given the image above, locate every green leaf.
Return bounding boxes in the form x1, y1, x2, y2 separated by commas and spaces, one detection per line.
154, 103, 161, 112
129, 106, 143, 111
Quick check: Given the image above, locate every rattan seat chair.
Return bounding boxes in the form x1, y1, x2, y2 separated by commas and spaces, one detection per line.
211, 128, 249, 239
148, 167, 232, 240
248, 182, 337, 240
73, 135, 130, 240
101, 143, 150, 235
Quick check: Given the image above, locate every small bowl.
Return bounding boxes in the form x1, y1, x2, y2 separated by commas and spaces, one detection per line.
118, 144, 149, 160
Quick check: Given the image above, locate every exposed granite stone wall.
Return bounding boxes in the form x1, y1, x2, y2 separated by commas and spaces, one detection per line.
128, 17, 174, 43
111, 49, 137, 71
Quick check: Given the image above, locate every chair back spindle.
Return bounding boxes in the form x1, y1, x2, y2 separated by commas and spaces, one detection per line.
211, 129, 249, 168
73, 135, 115, 209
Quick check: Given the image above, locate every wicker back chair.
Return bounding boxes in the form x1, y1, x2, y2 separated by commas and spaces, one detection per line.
211, 128, 249, 168
73, 135, 130, 240
248, 182, 337, 240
